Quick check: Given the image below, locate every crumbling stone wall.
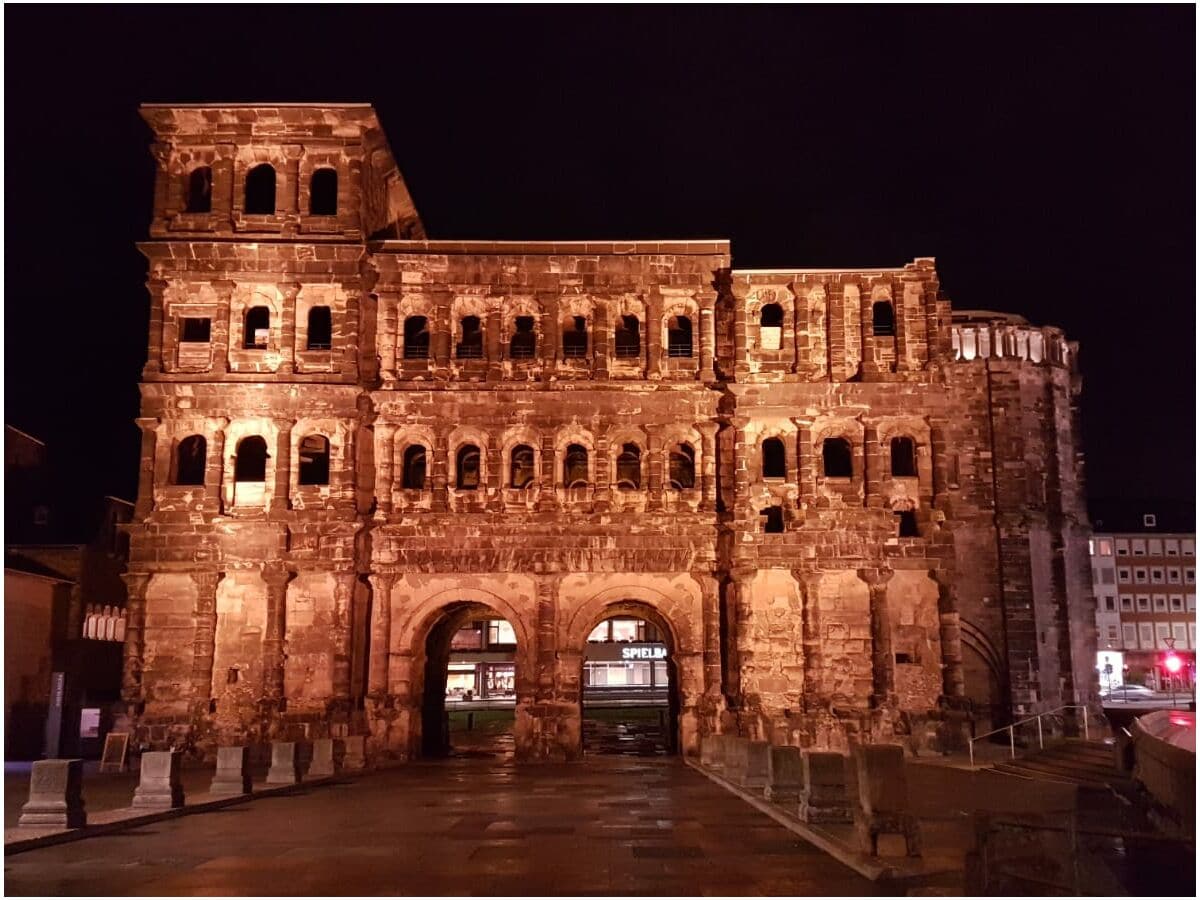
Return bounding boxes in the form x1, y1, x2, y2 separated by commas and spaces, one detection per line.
120, 104, 1095, 761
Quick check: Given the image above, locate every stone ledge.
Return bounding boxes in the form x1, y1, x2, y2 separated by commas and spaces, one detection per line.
685, 757, 953, 884
4, 776, 338, 856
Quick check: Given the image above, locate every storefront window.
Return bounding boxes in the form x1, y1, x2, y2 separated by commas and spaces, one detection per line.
611, 619, 643, 642
445, 668, 476, 699
485, 664, 515, 698
587, 622, 610, 642
487, 620, 516, 645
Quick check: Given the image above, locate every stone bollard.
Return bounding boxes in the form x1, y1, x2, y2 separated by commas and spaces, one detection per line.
724, 737, 749, 783
799, 751, 853, 824
19, 759, 86, 828
339, 735, 367, 771
266, 741, 301, 785
209, 746, 251, 796
852, 744, 920, 857
308, 738, 335, 777
741, 740, 771, 791
132, 750, 184, 809
700, 733, 720, 769
765, 745, 803, 803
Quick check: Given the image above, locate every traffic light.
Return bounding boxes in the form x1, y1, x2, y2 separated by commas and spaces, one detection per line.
1164, 652, 1183, 675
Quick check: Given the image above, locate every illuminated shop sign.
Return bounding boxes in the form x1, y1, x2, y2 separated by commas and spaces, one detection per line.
621, 645, 668, 660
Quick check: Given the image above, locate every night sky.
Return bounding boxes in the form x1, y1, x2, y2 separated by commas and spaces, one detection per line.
5, 6, 1195, 523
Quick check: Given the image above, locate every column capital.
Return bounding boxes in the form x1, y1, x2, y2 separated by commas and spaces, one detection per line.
368, 571, 396, 593
857, 567, 894, 588
261, 562, 294, 589
190, 570, 225, 594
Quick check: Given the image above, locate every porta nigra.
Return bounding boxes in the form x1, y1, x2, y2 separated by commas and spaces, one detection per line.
120, 103, 1095, 762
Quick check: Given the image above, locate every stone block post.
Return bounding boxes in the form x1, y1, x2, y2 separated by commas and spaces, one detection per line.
741, 740, 771, 791
339, 735, 367, 771
209, 746, 251, 796
852, 744, 920, 857
19, 759, 86, 828
267, 741, 301, 785
799, 751, 853, 824
724, 736, 749, 782
309, 738, 335, 777
765, 745, 803, 803
132, 750, 184, 809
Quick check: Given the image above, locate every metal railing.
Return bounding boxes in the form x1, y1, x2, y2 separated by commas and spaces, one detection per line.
968, 704, 1102, 768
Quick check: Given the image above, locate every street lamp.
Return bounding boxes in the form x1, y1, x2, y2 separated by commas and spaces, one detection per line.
1164, 637, 1182, 707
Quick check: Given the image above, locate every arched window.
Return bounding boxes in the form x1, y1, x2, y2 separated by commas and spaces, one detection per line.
298, 435, 331, 485
185, 166, 212, 214
668, 444, 695, 490
244, 164, 277, 215
761, 506, 785, 534
309, 168, 337, 216
667, 315, 693, 357
234, 436, 268, 482
510, 316, 536, 359
457, 316, 483, 358
307, 306, 332, 350
456, 445, 481, 490
564, 444, 589, 486
562, 315, 588, 358
890, 436, 917, 477
243, 306, 270, 348
404, 316, 430, 359
759, 303, 783, 350
401, 445, 427, 489
616, 443, 641, 489
510, 444, 535, 488
872, 301, 895, 337
614, 315, 640, 358
762, 437, 786, 479
174, 435, 207, 486
822, 437, 853, 478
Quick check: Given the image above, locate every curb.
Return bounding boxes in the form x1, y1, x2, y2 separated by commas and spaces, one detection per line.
4, 775, 341, 856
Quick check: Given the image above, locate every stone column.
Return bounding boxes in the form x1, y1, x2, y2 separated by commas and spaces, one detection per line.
334, 425, 356, 511
276, 282, 300, 375
432, 290, 452, 377
792, 418, 816, 504
151, 423, 171, 507
895, 281, 915, 372
698, 422, 719, 511
696, 572, 723, 702
485, 306, 503, 382
593, 432, 611, 512
539, 292, 559, 382
730, 567, 758, 710
144, 279, 167, 376
374, 423, 397, 516
791, 283, 805, 375
204, 419, 227, 514
645, 425, 664, 511
859, 568, 895, 707
863, 421, 881, 510
732, 417, 753, 520
367, 573, 394, 697
261, 563, 292, 711
731, 284, 751, 379
645, 289, 663, 380
121, 573, 151, 704
377, 291, 399, 384
270, 421, 294, 515
797, 572, 824, 711
431, 429, 449, 512
860, 288, 881, 378
486, 443, 503, 511
133, 418, 158, 519
593, 297, 610, 380
697, 290, 717, 382
932, 570, 966, 699
537, 432, 557, 511
190, 571, 224, 712
210, 279, 233, 375
332, 570, 356, 708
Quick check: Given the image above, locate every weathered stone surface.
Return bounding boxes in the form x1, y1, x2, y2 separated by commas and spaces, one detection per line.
121, 103, 1094, 764
266, 741, 301, 785
765, 745, 803, 803
851, 743, 920, 856
339, 735, 366, 771
18, 759, 86, 828
799, 751, 853, 823
132, 750, 184, 809
209, 745, 251, 796
308, 738, 335, 777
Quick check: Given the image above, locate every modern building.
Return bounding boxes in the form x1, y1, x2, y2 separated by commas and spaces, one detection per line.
1090, 501, 1196, 693
120, 103, 1094, 762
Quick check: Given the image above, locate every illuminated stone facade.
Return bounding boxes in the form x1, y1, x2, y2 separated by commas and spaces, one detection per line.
122, 104, 1096, 761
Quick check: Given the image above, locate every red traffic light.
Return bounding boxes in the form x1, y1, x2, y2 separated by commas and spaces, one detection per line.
1164, 653, 1183, 675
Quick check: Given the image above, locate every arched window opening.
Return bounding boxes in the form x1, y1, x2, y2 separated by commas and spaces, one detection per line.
456, 445, 481, 490
762, 437, 786, 479
822, 437, 853, 478
244, 164, 276, 215
761, 506, 785, 534
457, 316, 483, 359
872, 301, 895, 337
243, 306, 270, 349
759, 303, 783, 350
890, 436, 917, 477
562, 315, 588, 358
185, 166, 212, 214
298, 435, 331, 486
510, 444, 535, 488
401, 445, 427, 489
181, 317, 211, 343
668, 444, 695, 490
616, 443, 641, 489
896, 510, 919, 538
404, 316, 430, 359
309, 168, 338, 216
234, 436, 268, 482
306, 306, 333, 350
667, 315, 693, 357
614, 315, 640, 358
510, 316, 536, 359
174, 435, 207, 486
564, 444, 589, 487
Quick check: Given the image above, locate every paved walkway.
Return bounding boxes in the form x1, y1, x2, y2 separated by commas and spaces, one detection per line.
4, 756, 883, 896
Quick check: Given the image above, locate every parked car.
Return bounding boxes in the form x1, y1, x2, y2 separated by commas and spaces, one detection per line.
1100, 684, 1161, 701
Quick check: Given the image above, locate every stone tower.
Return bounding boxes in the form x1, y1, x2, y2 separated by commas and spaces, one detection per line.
122, 103, 1096, 760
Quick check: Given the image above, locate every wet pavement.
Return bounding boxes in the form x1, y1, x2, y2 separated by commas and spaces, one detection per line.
4, 755, 878, 896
